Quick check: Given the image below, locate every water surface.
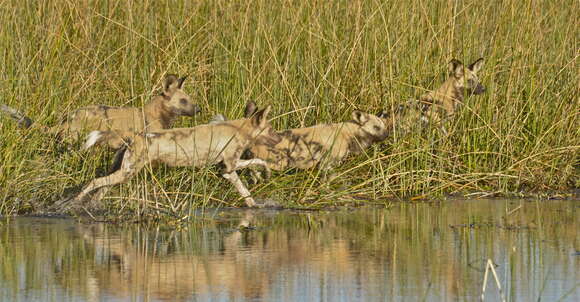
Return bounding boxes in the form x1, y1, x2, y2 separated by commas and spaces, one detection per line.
0, 199, 578, 301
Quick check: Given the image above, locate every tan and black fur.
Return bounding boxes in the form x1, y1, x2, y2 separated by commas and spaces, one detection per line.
69, 103, 279, 208
1, 74, 200, 140
398, 58, 486, 133
240, 103, 395, 177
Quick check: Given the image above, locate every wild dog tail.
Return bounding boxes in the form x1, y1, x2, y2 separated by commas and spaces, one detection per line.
0, 103, 33, 128
209, 114, 227, 124
83, 130, 132, 150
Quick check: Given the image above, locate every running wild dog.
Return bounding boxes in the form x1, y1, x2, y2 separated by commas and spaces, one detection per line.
240, 103, 395, 179
398, 58, 486, 134
0, 74, 201, 140
70, 103, 279, 208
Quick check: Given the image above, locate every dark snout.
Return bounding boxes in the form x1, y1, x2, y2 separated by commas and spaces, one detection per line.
193, 104, 202, 114
377, 130, 390, 142
185, 104, 202, 116
473, 84, 486, 95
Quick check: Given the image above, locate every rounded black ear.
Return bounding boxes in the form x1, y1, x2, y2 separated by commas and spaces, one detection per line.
259, 105, 272, 127
163, 74, 179, 93
449, 59, 464, 78
251, 108, 262, 125
251, 106, 271, 128
245, 101, 258, 118
177, 76, 188, 89
352, 110, 368, 124
468, 58, 484, 73
377, 110, 389, 119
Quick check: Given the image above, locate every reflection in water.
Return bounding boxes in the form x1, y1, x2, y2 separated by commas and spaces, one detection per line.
0, 200, 578, 302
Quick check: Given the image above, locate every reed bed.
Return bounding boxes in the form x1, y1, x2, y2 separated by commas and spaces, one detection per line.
0, 0, 578, 217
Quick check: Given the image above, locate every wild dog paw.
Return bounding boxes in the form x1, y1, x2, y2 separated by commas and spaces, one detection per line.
48, 196, 77, 214
243, 196, 258, 208
253, 198, 282, 209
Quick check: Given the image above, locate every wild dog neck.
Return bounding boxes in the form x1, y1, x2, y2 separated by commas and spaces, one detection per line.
421, 77, 463, 107
143, 95, 178, 129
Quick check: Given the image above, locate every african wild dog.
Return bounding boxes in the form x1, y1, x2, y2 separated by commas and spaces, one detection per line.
2, 74, 200, 174
66, 103, 279, 208
238, 103, 396, 180
398, 58, 486, 134
0, 74, 200, 140
56, 74, 200, 141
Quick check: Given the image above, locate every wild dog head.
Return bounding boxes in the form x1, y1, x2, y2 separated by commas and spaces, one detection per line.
244, 102, 281, 146
352, 110, 391, 143
161, 74, 201, 116
449, 58, 486, 96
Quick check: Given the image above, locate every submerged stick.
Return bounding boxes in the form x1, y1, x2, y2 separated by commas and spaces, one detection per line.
0, 103, 33, 128
481, 259, 506, 302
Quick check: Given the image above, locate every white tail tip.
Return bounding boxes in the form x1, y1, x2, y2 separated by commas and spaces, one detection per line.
209, 114, 227, 124
83, 131, 102, 150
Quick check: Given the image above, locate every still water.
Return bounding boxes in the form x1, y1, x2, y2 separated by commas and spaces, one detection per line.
0, 200, 578, 302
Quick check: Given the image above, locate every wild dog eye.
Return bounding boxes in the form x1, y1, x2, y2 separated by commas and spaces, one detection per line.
180, 98, 188, 105
373, 126, 381, 131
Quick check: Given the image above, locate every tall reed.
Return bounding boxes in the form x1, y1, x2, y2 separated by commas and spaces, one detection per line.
0, 0, 577, 216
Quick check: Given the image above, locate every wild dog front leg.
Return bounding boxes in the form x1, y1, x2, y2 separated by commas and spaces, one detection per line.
318, 160, 339, 184
222, 171, 257, 207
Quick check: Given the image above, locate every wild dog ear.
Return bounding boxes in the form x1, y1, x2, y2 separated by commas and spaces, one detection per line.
177, 76, 188, 89
352, 110, 369, 125
468, 58, 484, 73
377, 110, 390, 119
449, 59, 464, 78
259, 105, 272, 128
163, 74, 180, 94
251, 105, 271, 128
244, 101, 258, 118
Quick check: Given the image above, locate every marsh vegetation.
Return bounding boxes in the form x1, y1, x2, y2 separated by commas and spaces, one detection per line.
0, 0, 578, 216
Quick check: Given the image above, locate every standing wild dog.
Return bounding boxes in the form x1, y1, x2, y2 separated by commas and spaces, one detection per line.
0, 74, 201, 141
398, 58, 486, 134
67, 103, 279, 208
239, 103, 395, 180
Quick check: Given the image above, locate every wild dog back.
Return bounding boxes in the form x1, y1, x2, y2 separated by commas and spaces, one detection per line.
58, 74, 200, 139
144, 112, 277, 169
249, 110, 394, 171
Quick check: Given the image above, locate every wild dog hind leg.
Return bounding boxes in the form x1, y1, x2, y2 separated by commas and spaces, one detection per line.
74, 150, 143, 203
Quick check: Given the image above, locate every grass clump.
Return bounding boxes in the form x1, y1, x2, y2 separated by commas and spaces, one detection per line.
0, 0, 578, 217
